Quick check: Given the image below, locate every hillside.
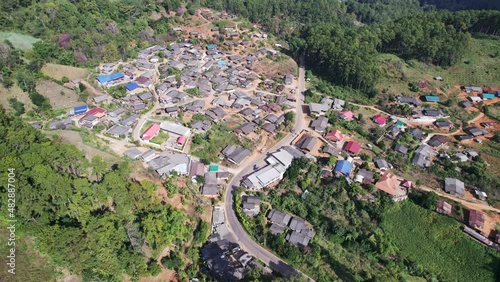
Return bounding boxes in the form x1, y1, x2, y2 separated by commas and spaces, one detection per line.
0, 1, 499, 281
377, 37, 500, 96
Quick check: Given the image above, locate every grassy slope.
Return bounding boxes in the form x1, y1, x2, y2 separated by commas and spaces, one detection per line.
0, 84, 35, 111
377, 37, 500, 96
382, 201, 500, 282
41, 63, 89, 81
0, 32, 40, 50
0, 219, 58, 282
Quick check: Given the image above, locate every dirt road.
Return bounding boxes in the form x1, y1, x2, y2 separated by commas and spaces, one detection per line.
415, 184, 500, 213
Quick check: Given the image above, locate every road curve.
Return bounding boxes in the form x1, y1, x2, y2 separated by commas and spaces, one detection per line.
223, 56, 312, 280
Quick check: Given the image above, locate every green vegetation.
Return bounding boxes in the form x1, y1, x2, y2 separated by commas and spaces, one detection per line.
150, 131, 169, 145
242, 158, 500, 281
382, 201, 500, 282
8, 97, 25, 116
346, 0, 423, 24
0, 110, 196, 280
204, 0, 500, 93
244, 158, 401, 281
185, 87, 201, 96
107, 85, 127, 98
0, 32, 40, 50
0, 218, 57, 280
191, 122, 248, 162
427, 157, 500, 206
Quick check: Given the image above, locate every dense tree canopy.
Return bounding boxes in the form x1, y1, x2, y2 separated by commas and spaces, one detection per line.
0, 109, 193, 280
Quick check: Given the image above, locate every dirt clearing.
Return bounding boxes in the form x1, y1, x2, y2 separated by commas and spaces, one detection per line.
138, 269, 177, 282
47, 130, 120, 162
477, 211, 500, 238
254, 56, 297, 78
36, 80, 83, 108
41, 63, 88, 81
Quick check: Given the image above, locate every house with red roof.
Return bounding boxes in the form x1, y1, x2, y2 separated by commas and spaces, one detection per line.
372, 115, 387, 126
142, 124, 160, 141
325, 129, 344, 142
339, 111, 354, 121
344, 141, 361, 155
78, 107, 106, 127
468, 209, 485, 229
436, 199, 452, 215
177, 135, 187, 146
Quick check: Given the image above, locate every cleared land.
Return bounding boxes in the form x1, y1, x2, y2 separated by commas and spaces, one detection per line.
254, 56, 297, 79
377, 37, 500, 97
49, 130, 119, 162
35, 80, 83, 108
0, 31, 40, 50
41, 63, 88, 81
382, 201, 500, 282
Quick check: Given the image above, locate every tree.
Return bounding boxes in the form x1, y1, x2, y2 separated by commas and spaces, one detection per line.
161, 252, 184, 270
102, 43, 119, 62
147, 259, 161, 276
327, 156, 337, 166
8, 97, 25, 116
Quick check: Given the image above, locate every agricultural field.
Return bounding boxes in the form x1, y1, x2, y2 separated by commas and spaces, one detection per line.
41, 63, 88, 81
382, 201, 500, 282
0, 32, 40, 50
376, 37, 500, 97
35, 80, 83, 108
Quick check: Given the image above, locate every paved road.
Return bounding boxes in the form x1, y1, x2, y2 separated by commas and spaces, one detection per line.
223, 56, 312, 280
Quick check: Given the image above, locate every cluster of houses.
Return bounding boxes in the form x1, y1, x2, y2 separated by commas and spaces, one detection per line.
201, 205, 265, 281
48, 103, 144, 140
242, 146, 314, 190
140, 120, 192, 150
124, 147, 233, 198
435, 192, 500, 250
267, 209, 316, 247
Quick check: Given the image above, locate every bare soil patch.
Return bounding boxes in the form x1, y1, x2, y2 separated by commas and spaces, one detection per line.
41, 63, 88, 81
138, 269, 177, 282
478, 212, 500, 238
36, 80, 83, 108
254, 57, 297, 79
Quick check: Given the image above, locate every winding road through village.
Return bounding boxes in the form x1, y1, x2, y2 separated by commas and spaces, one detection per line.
223, 56, 312, 280
113, 54, 498, 280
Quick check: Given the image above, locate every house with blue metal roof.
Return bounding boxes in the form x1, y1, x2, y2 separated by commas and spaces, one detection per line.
217, 60, 228, 67
480, 93, 496, 100
73, 105, 88, 115
334, 160, 353, 176
96, 72, 124, 85
207, 44, 217, 50
125, 82, 139, 91
424, 95, 440, 102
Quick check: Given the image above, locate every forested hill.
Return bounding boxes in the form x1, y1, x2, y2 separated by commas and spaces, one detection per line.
0, 109, 196, 280
419, 0, 500, 11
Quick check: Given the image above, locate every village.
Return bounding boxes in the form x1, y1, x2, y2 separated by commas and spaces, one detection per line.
29, 9, 500, 281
